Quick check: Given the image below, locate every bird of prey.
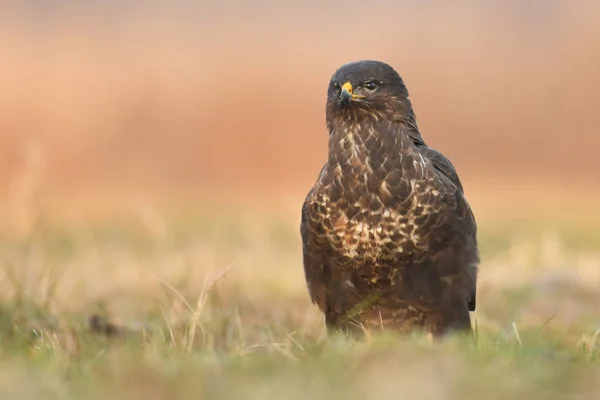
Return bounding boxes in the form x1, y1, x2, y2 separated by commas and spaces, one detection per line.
300, 60, 479, 338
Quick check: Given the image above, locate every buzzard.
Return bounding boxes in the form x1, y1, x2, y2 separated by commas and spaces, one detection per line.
300, 60, 479, 338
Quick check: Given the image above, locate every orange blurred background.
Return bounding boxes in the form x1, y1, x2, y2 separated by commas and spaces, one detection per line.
1, 1, 599, 220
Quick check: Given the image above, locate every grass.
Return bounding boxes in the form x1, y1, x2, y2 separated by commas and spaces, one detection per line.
0, 206, 599, 399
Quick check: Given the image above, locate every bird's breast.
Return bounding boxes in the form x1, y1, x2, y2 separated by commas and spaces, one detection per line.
309, 186, 434, 263
310, 128, 445, 263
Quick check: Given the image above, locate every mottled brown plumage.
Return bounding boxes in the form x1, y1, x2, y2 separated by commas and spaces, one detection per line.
300, 60, 479, 338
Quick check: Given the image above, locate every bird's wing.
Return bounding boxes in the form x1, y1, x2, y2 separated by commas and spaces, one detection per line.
418, 145, 465, 193
416, 145, 479, 311
300, 182, 329, 313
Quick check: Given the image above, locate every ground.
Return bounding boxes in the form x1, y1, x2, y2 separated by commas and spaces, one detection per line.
0, 204, 599, 400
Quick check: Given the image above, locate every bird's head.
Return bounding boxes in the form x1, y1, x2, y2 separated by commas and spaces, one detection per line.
326, 60, 411, 126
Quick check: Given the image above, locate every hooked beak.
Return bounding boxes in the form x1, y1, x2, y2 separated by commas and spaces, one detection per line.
339, 82, 364, 105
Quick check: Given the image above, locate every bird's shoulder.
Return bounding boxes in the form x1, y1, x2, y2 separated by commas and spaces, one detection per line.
415, 144, 465, 194
404, 139, 477, 240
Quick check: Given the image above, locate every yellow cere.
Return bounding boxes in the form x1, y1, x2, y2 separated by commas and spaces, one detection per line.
342, 81, 365, 99
341, 81, 354, 93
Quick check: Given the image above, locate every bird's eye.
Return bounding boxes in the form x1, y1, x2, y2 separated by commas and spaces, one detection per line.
363, 81, 378, 90
332, 81, 341, 94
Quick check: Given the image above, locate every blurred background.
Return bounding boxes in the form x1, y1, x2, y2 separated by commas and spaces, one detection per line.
0, 0, 599, 331
2, 0, 600, 218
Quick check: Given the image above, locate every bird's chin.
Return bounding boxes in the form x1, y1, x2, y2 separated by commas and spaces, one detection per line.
327, 100, 371, 122
341, 97, 365, 105
333, 100, 361, 111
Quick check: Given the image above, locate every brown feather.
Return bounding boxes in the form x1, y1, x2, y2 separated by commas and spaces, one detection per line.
300, 60, 479, 337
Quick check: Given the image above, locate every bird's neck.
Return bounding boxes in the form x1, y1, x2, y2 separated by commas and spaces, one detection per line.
327, 119, 417, 171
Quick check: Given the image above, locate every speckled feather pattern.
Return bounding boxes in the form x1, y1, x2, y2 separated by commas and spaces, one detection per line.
301, 61, 479, 337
